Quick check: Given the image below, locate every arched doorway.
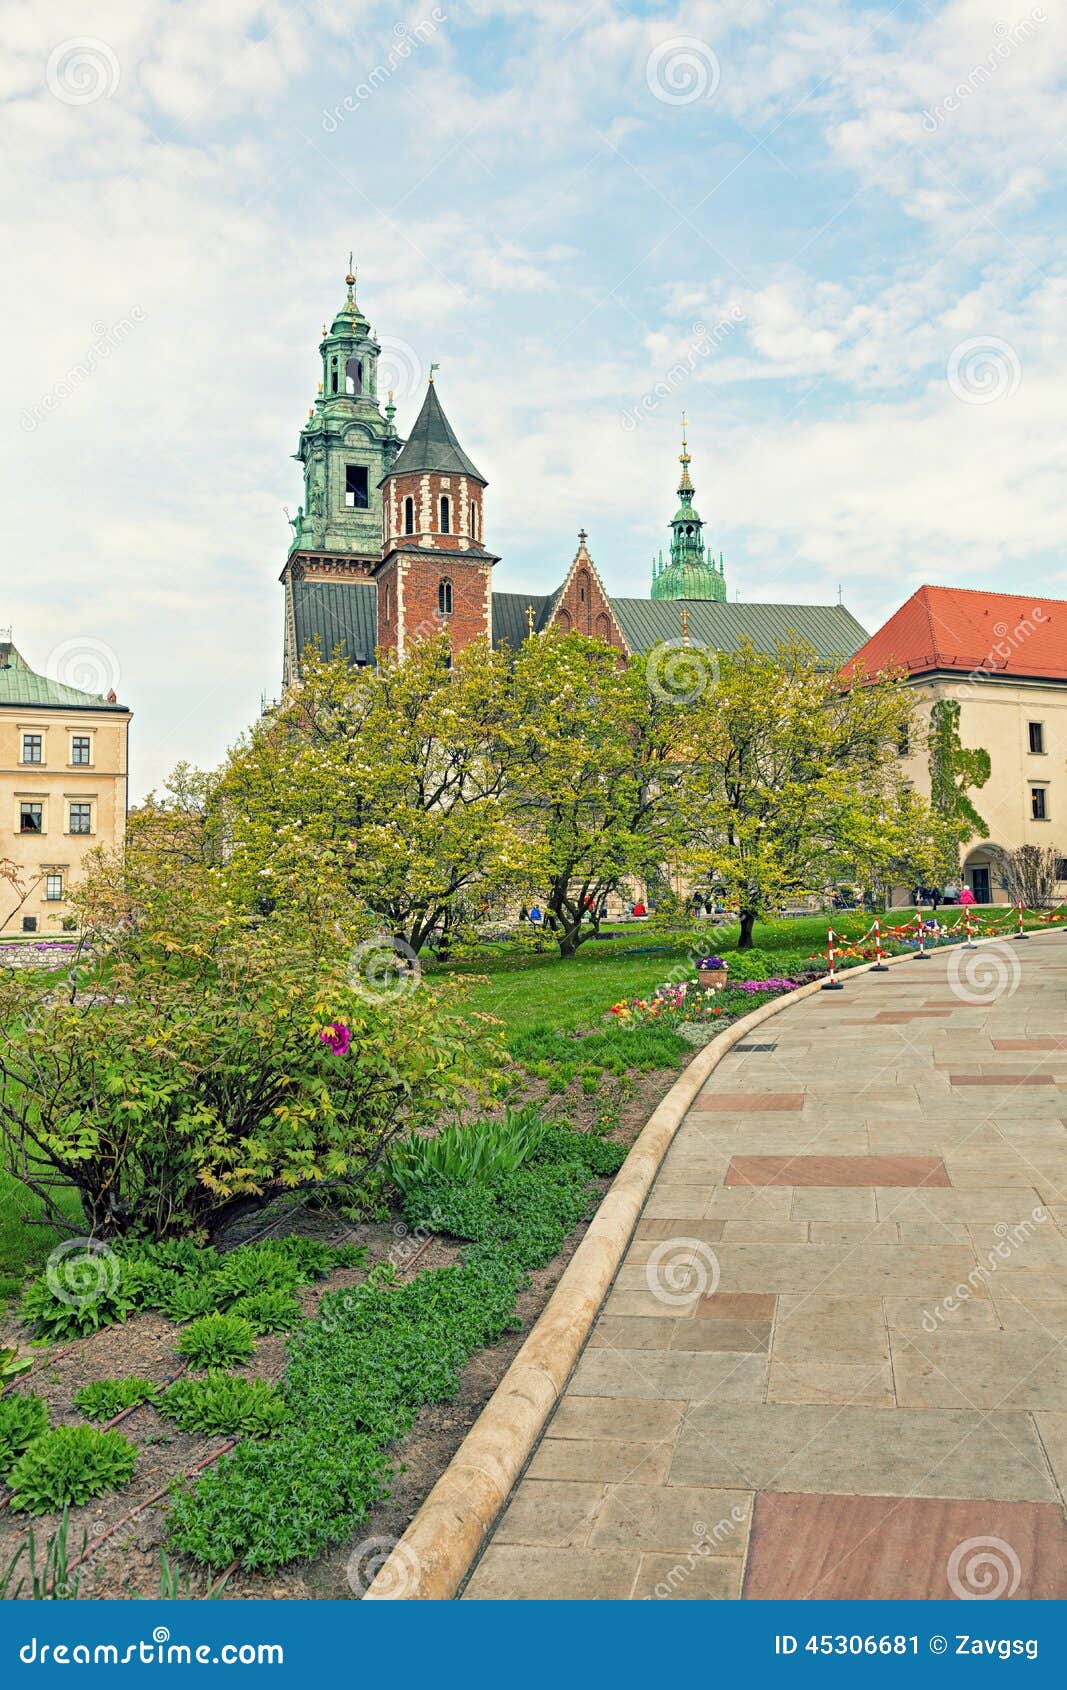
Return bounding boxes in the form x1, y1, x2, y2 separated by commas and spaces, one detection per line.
962, 846, 1005, 906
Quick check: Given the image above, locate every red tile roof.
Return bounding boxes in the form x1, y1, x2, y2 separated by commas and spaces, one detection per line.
844, 585, 1067, 682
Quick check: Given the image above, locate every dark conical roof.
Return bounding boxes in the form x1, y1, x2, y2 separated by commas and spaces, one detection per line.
386, 381, 486, 482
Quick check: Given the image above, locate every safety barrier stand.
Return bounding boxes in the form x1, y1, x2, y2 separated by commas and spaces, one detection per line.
1015, 902, 1029, 940
963, 907, 977, 948
821, 926, 844, 991
914, 914, 930, 960
871, 916, 889, 972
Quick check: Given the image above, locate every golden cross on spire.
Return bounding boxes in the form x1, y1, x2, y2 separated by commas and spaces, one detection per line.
578, 527, 588, 547
525, 603, 536, 638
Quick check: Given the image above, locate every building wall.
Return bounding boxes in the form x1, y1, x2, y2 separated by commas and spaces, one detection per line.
900, 674, 1067, 901
378, 553, 492, 659
0, 706, 130, 934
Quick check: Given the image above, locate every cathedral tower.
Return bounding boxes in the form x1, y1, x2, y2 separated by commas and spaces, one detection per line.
650, 418, 726, 601
376, 374, 497, 659
280, 262, 399, 683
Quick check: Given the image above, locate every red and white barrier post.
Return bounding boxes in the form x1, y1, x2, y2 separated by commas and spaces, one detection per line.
821, 926, 844, 991
964, 905, 977, 948
872, 916, 889, 972
1016, 901, 1029, 940
914, 912, 930, 961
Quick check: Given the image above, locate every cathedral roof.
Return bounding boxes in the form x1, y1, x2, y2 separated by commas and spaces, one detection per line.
0, 641, 128, 710
386, 382, 486, 483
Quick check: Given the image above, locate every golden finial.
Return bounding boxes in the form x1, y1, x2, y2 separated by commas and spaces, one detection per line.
345, 252, 356, 297
428, 362, 440, 383
680, 606, 690, 648
317, 382, 323, 394
322, 323, 327, 337
525, 603, 536, 638
578, 526, 588, 549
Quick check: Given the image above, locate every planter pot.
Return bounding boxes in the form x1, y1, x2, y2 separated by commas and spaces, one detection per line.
697, 967, 728, 989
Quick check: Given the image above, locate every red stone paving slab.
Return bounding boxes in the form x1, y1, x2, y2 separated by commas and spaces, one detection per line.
697, 1292, 778, 1321
950, 1073, 1054, 1086
695, 1093, 805, 1112
743, 1492, 1067, 1599
725, 1154, 950, 1187
994, 1037, 1067, 1050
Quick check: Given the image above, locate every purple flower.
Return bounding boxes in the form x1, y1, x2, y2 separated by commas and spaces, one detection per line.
320, 1022, 352, 1056
697, 956, 728, 970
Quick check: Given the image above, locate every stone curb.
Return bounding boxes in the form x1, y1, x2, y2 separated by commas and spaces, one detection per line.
364, 927, 1049, 1601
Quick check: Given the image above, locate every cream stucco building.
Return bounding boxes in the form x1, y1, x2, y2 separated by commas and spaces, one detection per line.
848, 586, 1067, 904
0, 639, 131, 935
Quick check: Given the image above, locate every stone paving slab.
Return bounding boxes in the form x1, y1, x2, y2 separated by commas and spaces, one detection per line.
462, 937, 1067, 1601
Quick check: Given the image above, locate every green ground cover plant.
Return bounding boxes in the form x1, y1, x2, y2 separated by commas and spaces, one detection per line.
165, 1122, 626, 1573
159, 1377, 288, 1439
73, 1378, 159, 1421
177, 1314, 256, 1372
0, 1392, 48, 1474
7, 1425, 137, 1515
386, 1106, 545, 1194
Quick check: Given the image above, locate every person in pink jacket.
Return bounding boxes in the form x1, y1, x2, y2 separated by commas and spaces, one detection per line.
959, 884, 976, 907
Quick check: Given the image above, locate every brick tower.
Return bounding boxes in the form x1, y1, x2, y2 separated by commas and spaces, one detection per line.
376, 375, 497, 659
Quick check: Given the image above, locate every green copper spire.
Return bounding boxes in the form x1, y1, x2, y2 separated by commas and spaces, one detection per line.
650, 417, 726, 602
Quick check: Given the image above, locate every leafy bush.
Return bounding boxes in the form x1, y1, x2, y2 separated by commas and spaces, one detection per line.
228, 1290, 302, 1334
73, 1378, 159, 1422
159, 1377, 288, 1438
8, 1426, 137, 1515
0, 1393, 48, 1474
211, 1245, 307, 1300
386, 1108, 545, 1195
19, 1254, 139, 1342
166, 1124, 625, 1572
159, 1277, 225, 1324
178, 1314, 256, 1372
0, 856, 502, 1241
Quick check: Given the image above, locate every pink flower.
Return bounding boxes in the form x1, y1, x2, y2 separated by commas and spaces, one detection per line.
320, 1022, 351, 1056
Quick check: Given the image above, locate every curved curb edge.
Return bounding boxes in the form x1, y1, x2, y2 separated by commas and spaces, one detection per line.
364, 927, 1048, 1600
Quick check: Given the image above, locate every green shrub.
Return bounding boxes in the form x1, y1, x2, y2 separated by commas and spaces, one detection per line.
19, 1252, 139, 1341
228, 1290, 302, 1334
211, 1245, 306, 1300
0, 1393, 49, 1475
177, 1314, 256, 1372
8, 1426, 137, 1515
73, 1377, 159, 1422
159, 1376, 288, 1438
386, 1108, 545, 1195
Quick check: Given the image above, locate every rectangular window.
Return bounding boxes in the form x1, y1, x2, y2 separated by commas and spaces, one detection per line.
344, 465, 369, 509
22, 916, 37, 934
1057, 858, 1067, 881
71, 735, 92, 765
45, 873, 63, 901
1028, 721, 1045, 754
1031, 786, 1048, 821
19, 802, 43, 833
68, 802, 92, 835
21, 733, 43, 764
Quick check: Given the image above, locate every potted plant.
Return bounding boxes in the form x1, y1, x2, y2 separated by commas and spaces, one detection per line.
697, 954, 729, 989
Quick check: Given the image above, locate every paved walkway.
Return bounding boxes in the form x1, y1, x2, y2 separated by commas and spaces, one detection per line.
464, 933, 1067, 1599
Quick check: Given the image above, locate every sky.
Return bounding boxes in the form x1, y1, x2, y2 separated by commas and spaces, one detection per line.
2, 0, 1065, 797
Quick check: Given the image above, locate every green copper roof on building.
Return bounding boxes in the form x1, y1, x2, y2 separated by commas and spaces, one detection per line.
650, 418, 726, 602
0, 642, 127, 710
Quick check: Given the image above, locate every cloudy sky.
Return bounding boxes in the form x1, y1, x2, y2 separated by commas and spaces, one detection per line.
3, 0, 1065, 795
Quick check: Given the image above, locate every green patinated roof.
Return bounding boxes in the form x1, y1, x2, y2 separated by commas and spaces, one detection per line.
291, 583, 867, 669
0, 643, 128, 710
612, 599, 868, 660
385, 383, 486, 483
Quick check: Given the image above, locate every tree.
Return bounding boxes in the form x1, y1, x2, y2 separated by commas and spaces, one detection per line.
220, 639, 526, 956
928, 697, 991, 839
683, 639, 926, 947
507, 631, 696, 958
991, 843, 1061, 908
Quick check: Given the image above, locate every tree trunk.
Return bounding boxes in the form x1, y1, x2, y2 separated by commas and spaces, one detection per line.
738, 908, 757, 950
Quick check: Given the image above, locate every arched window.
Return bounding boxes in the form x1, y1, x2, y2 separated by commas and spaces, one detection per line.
595, 612, 611, 640
438, 577, 454, 616
556, 608, 572, 632
385, 585, 392, 622
577, 569, 589, 605
330, 359, 339, 394
404, 496, 415, 535
440, 495, 451, 534
345, 356, 363, 396
469, 501, 477, 540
